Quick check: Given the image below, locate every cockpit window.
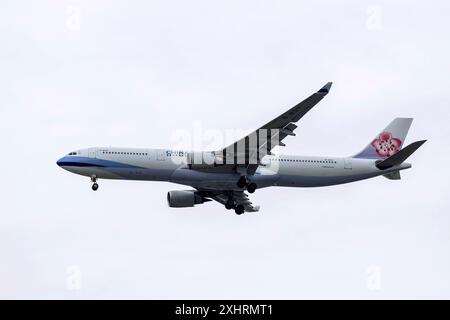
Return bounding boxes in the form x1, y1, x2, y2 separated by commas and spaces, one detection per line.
68, 152, 78, 155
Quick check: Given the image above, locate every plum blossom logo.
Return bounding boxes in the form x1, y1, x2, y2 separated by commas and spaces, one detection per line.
371, 132, 401, 157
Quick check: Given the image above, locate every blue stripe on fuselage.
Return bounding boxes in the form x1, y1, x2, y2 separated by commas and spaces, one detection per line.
56, 156, 145, 169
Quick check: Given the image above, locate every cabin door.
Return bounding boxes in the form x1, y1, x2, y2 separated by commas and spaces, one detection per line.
344, 158, 352, 169
157, 150, 166, 161
88, 148, 97, 159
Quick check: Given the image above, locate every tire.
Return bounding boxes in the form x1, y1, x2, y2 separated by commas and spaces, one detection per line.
235, 204, 245, 215
247, 183, 257, 193
237, 176, 247, 188
225, 200, 234, 210
92, 183, 99, 191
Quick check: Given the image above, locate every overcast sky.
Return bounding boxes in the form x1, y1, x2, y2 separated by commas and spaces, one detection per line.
1, 0, 449, 299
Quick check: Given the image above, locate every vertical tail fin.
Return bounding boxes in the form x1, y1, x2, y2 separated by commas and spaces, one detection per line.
353, 118, 413, 159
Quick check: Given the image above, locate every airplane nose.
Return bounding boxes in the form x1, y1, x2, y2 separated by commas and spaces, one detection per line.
56, 157, 64, 167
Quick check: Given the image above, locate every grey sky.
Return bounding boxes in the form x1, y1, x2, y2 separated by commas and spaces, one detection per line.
1, 0, 449, 299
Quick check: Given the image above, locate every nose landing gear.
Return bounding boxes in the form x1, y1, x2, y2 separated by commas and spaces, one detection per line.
91, 175, 99, 191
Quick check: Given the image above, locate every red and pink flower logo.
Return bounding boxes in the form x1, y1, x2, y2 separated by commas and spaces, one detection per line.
371, 132, 401, 157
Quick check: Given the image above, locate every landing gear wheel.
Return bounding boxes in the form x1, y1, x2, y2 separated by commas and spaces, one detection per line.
92, 183, 99, 191
225, 199, 235, 210
237, 176, 247, 188
247, 183, 257, 194
235, 204, 245, 215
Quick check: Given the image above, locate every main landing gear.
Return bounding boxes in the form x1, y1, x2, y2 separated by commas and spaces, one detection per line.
237, 176, 247, 188
234, 204, 245, 215
224, 196, 245, 215
236, 176, 257, 194
247, 183, 257, 194
91, 175, 99, 191
225, 199, 235, 210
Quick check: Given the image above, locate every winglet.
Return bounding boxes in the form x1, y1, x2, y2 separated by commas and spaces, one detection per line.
318, 82, 333, 94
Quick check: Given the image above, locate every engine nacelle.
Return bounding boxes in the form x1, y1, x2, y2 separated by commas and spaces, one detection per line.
167, 190, 206, 208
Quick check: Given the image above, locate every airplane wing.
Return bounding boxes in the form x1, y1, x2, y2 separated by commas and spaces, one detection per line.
210, 82, 332, 175
201, 190, 260, 212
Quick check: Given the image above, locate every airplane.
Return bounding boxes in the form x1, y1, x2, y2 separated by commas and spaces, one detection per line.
56, 82, 426, 215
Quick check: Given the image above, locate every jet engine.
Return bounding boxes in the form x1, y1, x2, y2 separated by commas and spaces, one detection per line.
167, 190, 209, 208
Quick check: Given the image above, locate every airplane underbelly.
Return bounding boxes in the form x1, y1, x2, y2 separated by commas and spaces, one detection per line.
276, 172, 379, 187
170, 168, 239, 189
170, 168, 280, 190
65, 166, 174, 181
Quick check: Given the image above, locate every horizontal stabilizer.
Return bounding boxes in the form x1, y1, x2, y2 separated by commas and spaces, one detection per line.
383, 171, 401, 180
376, 140, 427, 170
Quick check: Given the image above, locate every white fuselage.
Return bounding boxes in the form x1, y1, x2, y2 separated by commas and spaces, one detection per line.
57, 147, 411, 190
